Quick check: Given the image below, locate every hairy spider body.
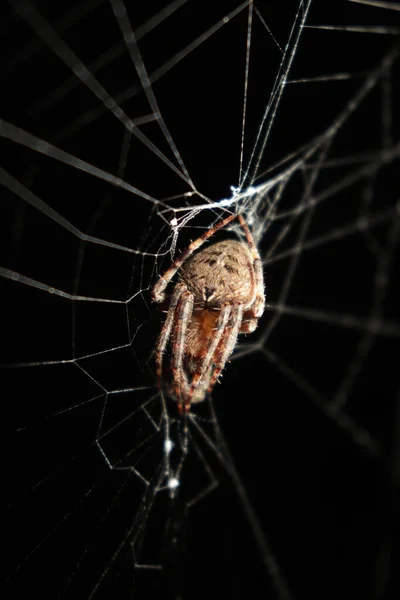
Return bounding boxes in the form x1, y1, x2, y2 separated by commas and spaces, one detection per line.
152, 214, 265, 413
181, 240, 255, 307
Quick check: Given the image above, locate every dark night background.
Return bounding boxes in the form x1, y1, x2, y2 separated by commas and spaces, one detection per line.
2, 2, 399, 600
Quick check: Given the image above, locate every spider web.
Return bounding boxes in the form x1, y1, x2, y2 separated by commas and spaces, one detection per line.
2, 1, 399, 599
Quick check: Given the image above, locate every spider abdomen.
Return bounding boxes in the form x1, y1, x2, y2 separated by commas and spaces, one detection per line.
185, 309, 218, 356
180, 240, 255, 307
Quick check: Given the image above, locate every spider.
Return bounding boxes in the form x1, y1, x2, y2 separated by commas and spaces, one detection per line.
151, 213, 265, 413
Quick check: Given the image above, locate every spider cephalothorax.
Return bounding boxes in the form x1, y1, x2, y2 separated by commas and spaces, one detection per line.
152, 214, 265, 413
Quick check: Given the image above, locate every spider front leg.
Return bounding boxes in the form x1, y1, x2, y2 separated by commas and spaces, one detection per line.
240, 317, 258, 333
237, 213, 265, 321
240, 295, 265, 333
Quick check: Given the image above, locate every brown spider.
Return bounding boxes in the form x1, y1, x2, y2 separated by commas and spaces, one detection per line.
151, 213, 265, 413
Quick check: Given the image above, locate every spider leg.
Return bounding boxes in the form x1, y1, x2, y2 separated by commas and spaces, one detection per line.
207, 304, 244, 393
171, 290, 194, 412
152, 213, 237, 303
237, 214, 265, 319
239, 316, 258, 333
187, 304, 232, 401
155, 283, 187, 389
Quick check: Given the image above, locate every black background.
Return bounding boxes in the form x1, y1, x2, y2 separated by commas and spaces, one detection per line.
2, 2, 399, 600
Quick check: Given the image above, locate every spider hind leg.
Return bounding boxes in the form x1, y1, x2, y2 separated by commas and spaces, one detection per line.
171, 290, 194, 411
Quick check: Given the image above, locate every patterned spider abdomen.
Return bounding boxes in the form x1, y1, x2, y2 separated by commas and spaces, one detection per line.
179, 240, 255, 308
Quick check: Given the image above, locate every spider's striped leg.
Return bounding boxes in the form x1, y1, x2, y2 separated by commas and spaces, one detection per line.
237, 214, 265, 319
240, 313, 258, 333
207, 304, 244, 394
171, 290, 194, 413
155, 283, 186, 389
187, 304, 231, 401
